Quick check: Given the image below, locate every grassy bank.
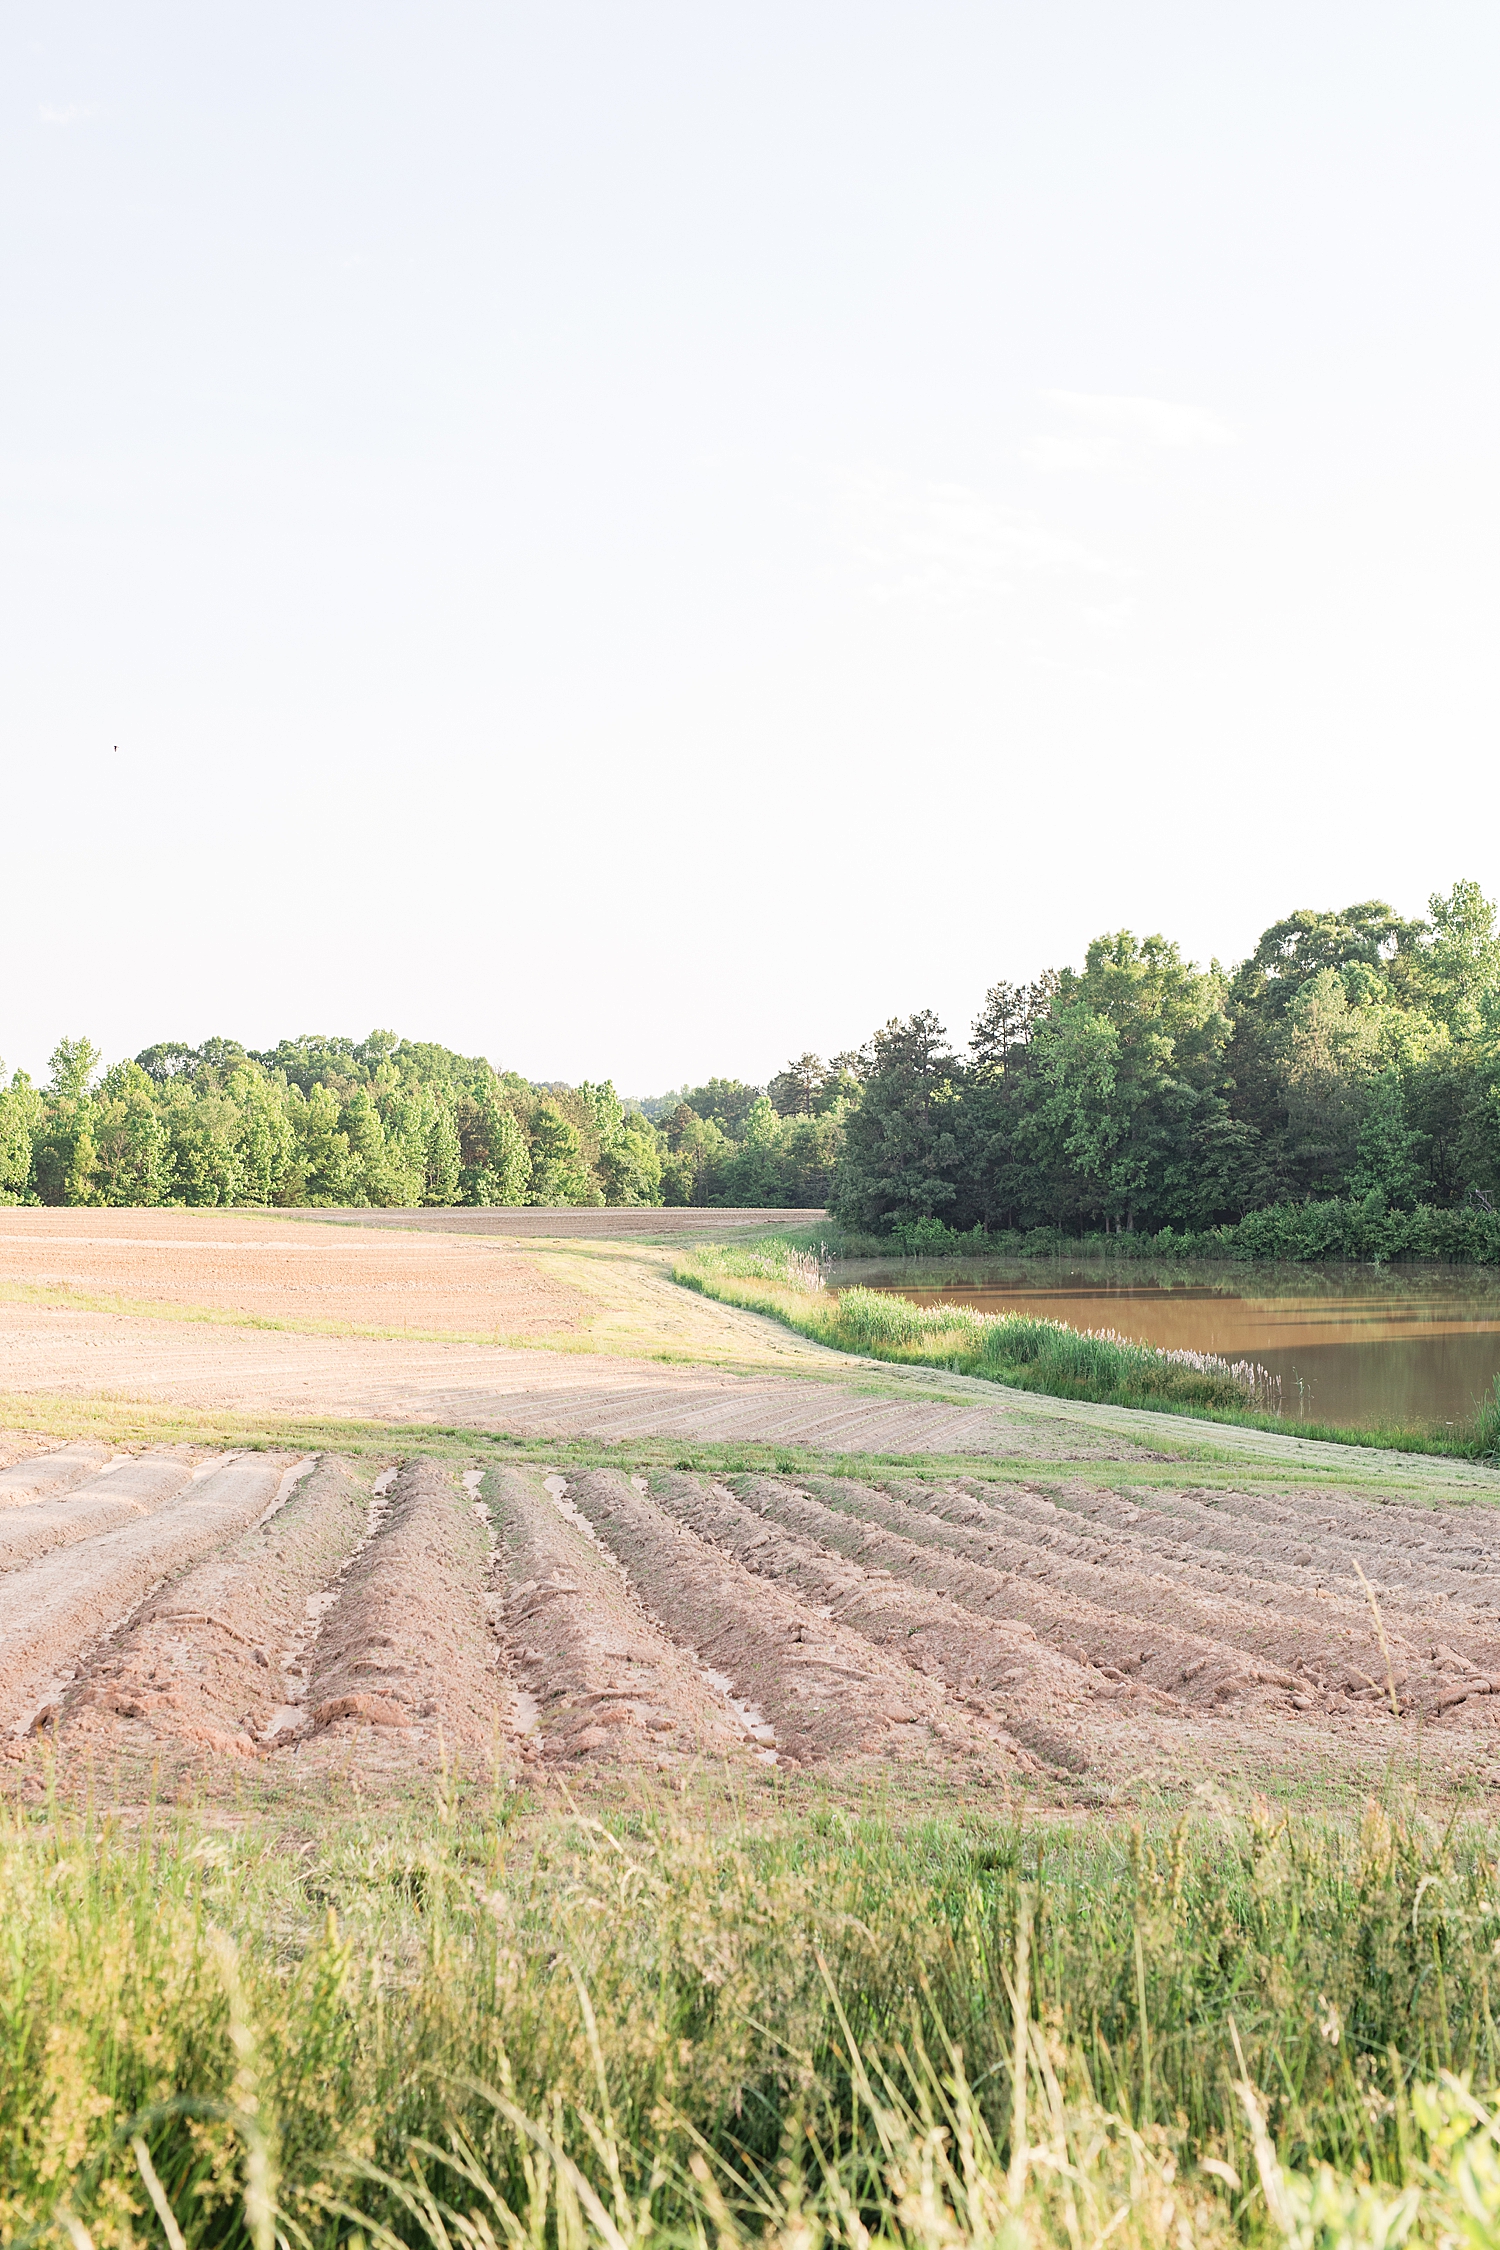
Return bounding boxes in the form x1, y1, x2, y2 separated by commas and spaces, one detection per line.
675, 1243, 1500, 1457
8, 1794, 1500, 2249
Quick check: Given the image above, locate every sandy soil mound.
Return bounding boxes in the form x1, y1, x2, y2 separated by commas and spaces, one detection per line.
293, 1457, 512, 1769
566, 1469, 1024, 1783
54, 1456, 367, 1773
486, 1468, 753, 1770
0, 1441, 112, 1507
0, 1451, 200, 1573
0, 1454, 287, 1741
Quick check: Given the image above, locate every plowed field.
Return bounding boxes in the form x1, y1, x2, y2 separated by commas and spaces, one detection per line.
5, 1435, 1499, 1809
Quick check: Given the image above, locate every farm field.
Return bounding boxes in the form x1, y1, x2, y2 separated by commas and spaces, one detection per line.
7, 1210, 1500, 2246
0, 1204, 1497, 1815
5, 1431, 1500, 1812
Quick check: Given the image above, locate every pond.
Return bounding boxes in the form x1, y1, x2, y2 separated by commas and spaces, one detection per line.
833, 1259, 1500, 1431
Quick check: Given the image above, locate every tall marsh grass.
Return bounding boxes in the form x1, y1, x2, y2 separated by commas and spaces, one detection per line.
8, 1799, 1500, 2248
677, 1247, 1280, 1415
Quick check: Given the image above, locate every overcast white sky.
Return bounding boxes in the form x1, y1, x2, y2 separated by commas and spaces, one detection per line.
3, 3, 1496, 1093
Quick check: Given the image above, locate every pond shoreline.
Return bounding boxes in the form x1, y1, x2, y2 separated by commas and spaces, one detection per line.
834, 1256, 1500, 1434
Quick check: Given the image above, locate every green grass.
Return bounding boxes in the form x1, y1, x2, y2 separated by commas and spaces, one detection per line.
675, 1244, 1500, 1462
8, 1792, 1500, 2248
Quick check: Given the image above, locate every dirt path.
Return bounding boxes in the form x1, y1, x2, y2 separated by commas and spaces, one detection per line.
0, 1451, 200, 1572
54, 1457, 366, 1772
486, 1468, 754, 1770
566, 1469, 1026, 1784
0, 1455, 287, 1741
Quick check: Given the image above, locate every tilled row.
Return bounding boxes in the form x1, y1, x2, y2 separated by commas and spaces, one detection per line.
0, 1452, 201, 1573
0, 1454, 291, 1743
735, 1475, 1500, 1726
57, 1457, 364, 1761
967, 1473, 1500, 1640
289, 1458, 506, 1757
914, 1478, 1500, 1714
563, 1468, 1026, 1781
10, 1430, 1496, 1799
0, 1442, 114, 1508
646, 1472, 1091, 1773
731, 1473, 1276, 1718
487, 1467, 753, 1768
1067, 1476, 1500, 1600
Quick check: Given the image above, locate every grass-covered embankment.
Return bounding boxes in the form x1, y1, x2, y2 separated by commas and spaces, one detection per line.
10, 1795, 1500, 2249
675, 1241, 1500, 1455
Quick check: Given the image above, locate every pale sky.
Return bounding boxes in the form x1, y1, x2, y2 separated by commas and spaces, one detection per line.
4, 3, 1497, 1093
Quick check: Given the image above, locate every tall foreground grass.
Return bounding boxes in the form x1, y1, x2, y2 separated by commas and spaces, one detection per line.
9, 1797, 1500, 2247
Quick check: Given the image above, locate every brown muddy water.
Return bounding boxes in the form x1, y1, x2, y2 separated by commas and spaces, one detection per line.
838, 1261, 1500, 1431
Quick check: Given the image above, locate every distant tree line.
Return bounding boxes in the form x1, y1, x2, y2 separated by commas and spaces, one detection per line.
6, 880, 1500, 1247
831, 879, 1500, 1257
0, 1033, 847, 1210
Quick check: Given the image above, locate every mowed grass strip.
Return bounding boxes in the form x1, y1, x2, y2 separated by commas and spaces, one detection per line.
0, 1389, 1494, 1508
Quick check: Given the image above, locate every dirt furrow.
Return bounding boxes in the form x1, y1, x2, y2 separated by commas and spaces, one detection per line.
917, 1479, 1500, 1706
981, 1475, 1500, 1619
565, 1468, 1025, 1782
785, 1476, 1498, 1722
728, 1473, 1273, 1710
645, 1473, 1099, 1775
0, 1442, 112, 1507
0, 1452, 200, 1573
0, 1454, 288, 1744
291, 1457, 511, 1767
485, 1467, 753, 1770
53, 1457, 367, 1770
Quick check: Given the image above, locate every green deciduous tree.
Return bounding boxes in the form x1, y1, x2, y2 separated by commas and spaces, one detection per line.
831, 1013, 963, 1231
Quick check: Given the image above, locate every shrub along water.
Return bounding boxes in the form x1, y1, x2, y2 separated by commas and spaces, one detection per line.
7, 1799, 1500, 2248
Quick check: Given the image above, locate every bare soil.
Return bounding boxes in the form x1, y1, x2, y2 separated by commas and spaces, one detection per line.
0, 1440, 112, 1504
54, 1457, 365, 1773
291, 1458, 513, 1778
286, 1208, 825, 1238
0, 1208, 586, 1337
565, 1469, 1026, 1784
1, 1422, 1497, 1809
0, 1455, 288, 1740
486, 1467, 753, 1771
0, 1302, 1140, 1460
0, 1450, 202, 1572
652, 1473, 1100, 1775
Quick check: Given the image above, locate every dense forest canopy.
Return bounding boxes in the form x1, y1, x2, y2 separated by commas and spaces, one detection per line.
4, 879, 1500, 1254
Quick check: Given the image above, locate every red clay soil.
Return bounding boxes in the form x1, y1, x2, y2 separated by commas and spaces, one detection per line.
0, 1455, 288, 1744
486, 1467, 754, 1771
289, 1457, 513, 1776
566, 1468, 1026, 1785
649, 1473, 1095, 1775
0, 1452, 201, 1574
874, 1476, 1500, 1721
54, 1456, 367, 1776
0, 1442, 112, 1506
741, 1475, 1260, 1718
